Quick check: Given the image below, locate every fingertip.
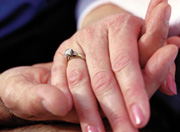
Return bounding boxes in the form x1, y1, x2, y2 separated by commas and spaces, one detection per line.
167, 36, 180, 48
166, 44, 178, 62
130, 104, 145, 128
128, 89, 150, 128
130, 103, 150, 129
41, 99, 68, 117
160, 75, 177, 95
146, 0, 169, 22
169, 44, 179, 51
154, 45, 178, 69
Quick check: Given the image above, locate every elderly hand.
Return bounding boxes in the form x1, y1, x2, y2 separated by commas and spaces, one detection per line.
0, 63, 79, 124
51, 0, 178, 132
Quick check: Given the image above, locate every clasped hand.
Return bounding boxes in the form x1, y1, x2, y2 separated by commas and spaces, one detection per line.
0, 0, 179, 132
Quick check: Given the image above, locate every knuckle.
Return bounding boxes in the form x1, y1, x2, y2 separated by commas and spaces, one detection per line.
92, 70, 113, 96
84, 25, 95, 35
76, 26, 96, 47
122, 13, 135, 24
79, 23, 107, 47
107, 13, 134, 28
67, 68, 86, 87
119, 13, 134, 24
81, 26, 96, 41
120, 13, 139, 28
112, 52, 132, 73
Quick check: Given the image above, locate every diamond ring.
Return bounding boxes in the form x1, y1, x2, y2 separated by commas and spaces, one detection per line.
64, 48, 85, 61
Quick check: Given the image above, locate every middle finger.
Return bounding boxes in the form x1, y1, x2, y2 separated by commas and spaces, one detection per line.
79, 20, 138, 132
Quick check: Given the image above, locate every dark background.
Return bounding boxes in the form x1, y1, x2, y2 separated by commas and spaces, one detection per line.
0, 0, 77, 73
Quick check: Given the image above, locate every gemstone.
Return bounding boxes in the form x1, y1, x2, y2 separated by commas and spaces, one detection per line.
64, 48, 73, 59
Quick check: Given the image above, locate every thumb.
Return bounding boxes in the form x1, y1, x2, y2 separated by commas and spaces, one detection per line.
143, 44, 178, 98
0, 67, 70, 121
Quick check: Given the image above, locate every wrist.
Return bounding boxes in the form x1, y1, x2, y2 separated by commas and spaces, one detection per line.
80, 4, 128, 29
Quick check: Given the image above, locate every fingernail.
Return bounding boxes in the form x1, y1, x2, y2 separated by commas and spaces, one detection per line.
86, 126, 98, 132
167, 74, 177, 95
164, 6, 171, 24
130, 104, 145, 126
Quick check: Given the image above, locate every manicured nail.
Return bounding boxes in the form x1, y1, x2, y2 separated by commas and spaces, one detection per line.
131, 104, 145, 126
167, 74, 177, 95
86, 126, 98, 132
164, 6, 171, 24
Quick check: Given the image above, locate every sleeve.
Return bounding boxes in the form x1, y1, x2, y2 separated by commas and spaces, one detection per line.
76, 0, 180, 36
76, 0, 125, 29
0, 0, 55, 38
75, 0, 150, 29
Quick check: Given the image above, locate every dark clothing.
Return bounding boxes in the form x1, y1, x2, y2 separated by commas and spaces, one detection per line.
0, 0, 77, 72
0, 0, 54, 38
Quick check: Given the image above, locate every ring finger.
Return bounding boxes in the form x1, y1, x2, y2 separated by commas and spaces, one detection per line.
64, 40, 105, 132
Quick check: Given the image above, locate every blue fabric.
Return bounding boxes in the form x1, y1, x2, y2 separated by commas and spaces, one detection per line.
76, 0, 95, 21
0, 0, 57, 38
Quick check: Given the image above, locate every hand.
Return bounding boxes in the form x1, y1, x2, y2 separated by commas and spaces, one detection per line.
51, 1, 178, 132
0, 0, 177, 131
0, 63, 79, 125
139, 0, 180, 96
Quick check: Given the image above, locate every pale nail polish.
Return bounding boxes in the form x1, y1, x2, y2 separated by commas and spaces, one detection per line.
167, 74, 177, 95
86, 126, 98, 132
131, 104, 144, 126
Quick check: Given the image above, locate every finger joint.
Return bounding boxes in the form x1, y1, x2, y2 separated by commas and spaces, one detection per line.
92, 70, 113, 96
111, 52, 132, 74
67, 68, 87, 88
